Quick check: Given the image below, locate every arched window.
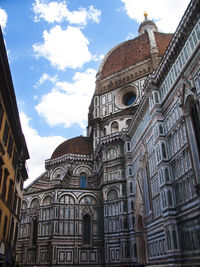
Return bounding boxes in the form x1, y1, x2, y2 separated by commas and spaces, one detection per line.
83, 214, 91, 244
43, 195, 52, 206
107, 189, 118, 200
80, 174, 87, 188
22, 201, 27, 210
111, 121, 119, 133
31, 198, 39, 209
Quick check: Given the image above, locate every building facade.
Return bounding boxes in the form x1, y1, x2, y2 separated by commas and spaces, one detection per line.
17, 0, 200, 266
0, 27, 29, 266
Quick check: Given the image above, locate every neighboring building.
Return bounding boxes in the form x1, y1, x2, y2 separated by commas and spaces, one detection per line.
17, 0, 200, 266
0, 27, 29, 267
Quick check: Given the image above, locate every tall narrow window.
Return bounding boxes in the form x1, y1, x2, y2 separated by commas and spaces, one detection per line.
83, 214, 91, 244
3, 121, 9, 146
3, 215, 8, 236
0, 100, 4, 130
80, 174, 86, 188
164, 168, 170, 182
32, 216, 38, 245
130, 182, 133, 193
162, 143, 167, 159
7, 180, 14, 208
2, 168, 9, 200
0, 157, 4, 185
190, 103, 200, 157
172, 229, 178, 249
7, 135, 13, 158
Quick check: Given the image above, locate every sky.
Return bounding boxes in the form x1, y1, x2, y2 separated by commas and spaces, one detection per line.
0, 0, 190, 187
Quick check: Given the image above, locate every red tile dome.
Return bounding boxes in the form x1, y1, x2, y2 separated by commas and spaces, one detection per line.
51, 136, 93, 159
99, 32, 172, 79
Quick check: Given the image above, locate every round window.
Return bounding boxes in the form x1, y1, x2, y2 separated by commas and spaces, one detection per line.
123, 92, 136, 106
115, 85, 138, 110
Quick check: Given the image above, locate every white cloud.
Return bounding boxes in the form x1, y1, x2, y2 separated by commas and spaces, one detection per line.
34, 73, 58, 88
126, 32, 136, 40
33, 0, 101, 26
35, 68, 96, 130
121, 0, 190, 32
33, 25, 92, 70
93, 54, 104, 62
0, 7, 7, 31
20, 112, 65, 187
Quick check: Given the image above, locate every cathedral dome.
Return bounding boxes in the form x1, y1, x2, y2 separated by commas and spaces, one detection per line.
98, 24, 172, 80
51, 136, 93, 159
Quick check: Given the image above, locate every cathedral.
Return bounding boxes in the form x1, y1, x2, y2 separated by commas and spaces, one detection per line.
16, 0, 200, 266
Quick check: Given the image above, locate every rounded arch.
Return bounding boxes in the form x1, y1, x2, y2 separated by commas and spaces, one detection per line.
111, 121, 119, 133
79, 194, 98, 205
59, 194, 75, 204
73, 165, 92, 176
183, 93, 195, 116
42, 195, 53, 206
30, 198, 39, 208
107, 188, 118, 200
22, 200, 28, 209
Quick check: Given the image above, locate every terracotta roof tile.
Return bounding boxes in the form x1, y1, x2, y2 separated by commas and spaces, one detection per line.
51, 136, 93, 159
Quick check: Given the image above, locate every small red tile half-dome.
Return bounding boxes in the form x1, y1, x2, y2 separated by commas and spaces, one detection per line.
51, 136, 93, 159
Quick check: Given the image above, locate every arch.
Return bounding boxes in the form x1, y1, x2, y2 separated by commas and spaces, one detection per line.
42, 195, 52, 206
79, 194, 98, 205
107, 189, 118, 200
73, 165, 92, 176
59, 194, 75, 204
30, 198, 39, 208
83, 214, 92, 244
111, 121, 119, 133
22, 200, 28, 209
126, 119, 132, 128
